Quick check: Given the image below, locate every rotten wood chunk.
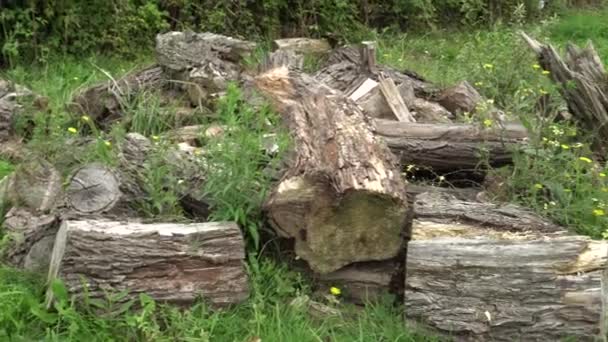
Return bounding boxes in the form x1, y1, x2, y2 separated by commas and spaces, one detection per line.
272, 38, 331, 56
521, 31, 608, 155
46, 220, 249, 307
405, 190, 607, 341
373, 119, 528, 171
255, 67, 408, 274
436, 81, 482, 115
70, 65, 164, 128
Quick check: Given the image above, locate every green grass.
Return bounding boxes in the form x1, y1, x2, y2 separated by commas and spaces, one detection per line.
0, 159, 14, 179
2, 7, 608, 342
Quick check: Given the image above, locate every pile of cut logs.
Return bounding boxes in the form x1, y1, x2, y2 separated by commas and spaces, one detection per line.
1, 31, 607, 341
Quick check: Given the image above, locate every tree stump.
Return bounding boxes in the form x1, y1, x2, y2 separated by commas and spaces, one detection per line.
46, 220, 249, 307
255, 67, 408, 274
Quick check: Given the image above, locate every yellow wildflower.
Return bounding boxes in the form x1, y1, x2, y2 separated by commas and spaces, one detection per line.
81, 115, 90, 122
600, 173, 607, 178
151, 135, 160, 141
539, 89, 549, 95
483, 119, 493, 128
593, 209, 605, 217
194, 149, 202, 156
579, 157, 593, 163
541, 70, 550, 75
564, 189, 572, 193
534, 183, 543, 189
330, 286, 342, 296
483, 63, 494, 70
532, 64, 541, 70
407, 164, 415, 172
561, 144, 569, 150
104, 140, 112, 147
475, 81, 483, 87
67, 127, 77, 134
602, 187, 608, 193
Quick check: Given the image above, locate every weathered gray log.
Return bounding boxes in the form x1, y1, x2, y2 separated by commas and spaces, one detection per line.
378, 73, 415, 122
156, 31, 256, 107
46, 220, 249, 307
521, 31, 608, 155
272, 38, 331, 55
69, 65, 164, 128
0, 79, 36, 141
405, 189, 608, 341
260, 50, 304, 72
4, 159, 63, 213
2, 208, 59, 274
66, 163, 128, 216
436, 81, 482, 115
255, 67, 409, 274
373, 119, 529, 171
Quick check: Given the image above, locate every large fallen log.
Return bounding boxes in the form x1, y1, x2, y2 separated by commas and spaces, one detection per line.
255, 67, 409, 274
373, 119, 529, 171
521, 32, 608, 156
69, 65, 164, 128
405, 190, 608, 341
46, 220, 249, 307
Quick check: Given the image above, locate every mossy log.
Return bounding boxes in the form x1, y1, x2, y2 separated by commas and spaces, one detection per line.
255, 67, 409, 274
46, 220, 249, 307
372, 119, 529, 172
405, 190, 608, 341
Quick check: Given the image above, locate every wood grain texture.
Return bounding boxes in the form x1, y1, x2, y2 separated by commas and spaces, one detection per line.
255, 67, 408, 274
406, 189, 608, 341
46, 220, 249, 307
373, 119, 528, 171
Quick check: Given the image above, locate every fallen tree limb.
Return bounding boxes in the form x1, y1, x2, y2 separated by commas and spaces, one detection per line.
255, 67, 409, 274
373, 119, 529, 171
521, 31, 608, 155
46, 220, 249, 307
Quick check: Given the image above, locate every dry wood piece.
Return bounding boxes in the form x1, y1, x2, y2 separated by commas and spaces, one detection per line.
70, 65, 164, 128
378, 73, 415, 122
373, 119, 529, 171
272, 38, 331, 55
66, 163, 126, 216
2, 208, 59, 274
349, 78, 378, 102
521, 31, 608, 155
436, 81, 482, 115
8, 159, 63, 213
46, 220, 249, 307
156, 31, 256, 107
359, 41, 377, 75
0, 79, 36, 141
260, 50, 304, 72
255, 67, 409, 274
405, 190, 607, 341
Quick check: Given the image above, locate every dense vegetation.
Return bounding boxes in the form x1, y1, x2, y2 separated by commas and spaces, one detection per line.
1, 2, 608, 341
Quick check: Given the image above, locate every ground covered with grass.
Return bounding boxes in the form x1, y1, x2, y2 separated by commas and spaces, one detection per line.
2, 7, 608, 341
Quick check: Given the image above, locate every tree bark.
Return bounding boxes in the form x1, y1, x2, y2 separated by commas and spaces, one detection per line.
272, 38, 331, 55
521, 31, 608, 156
46, 220, 249, 307
255, 67, 409, 274
372, 119, 529, 171
69, 65, 164, 128
405, 189, 608, 341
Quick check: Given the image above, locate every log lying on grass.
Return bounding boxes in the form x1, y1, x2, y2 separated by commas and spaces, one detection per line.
255, 66, 409, 274
272, 38, 331, 56
46, 220, 249, 307
373, 119, 529, 171
521, 32, 608, 155
405, 190, 608, 341
70, 65, 164, 128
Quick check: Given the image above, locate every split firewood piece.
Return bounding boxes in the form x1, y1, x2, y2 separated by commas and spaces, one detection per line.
272, 38, 331, 56
46, 220, 249, 307
405, 189, 607, 341
349, 78, 378, 102
373, 119, 528, 171
69, 65, 164, 128
65, 163, 127, 216
520, 31, 608, 155
255, 67, 409, 274
2, 208, 59, 274
378, 73, 415, 122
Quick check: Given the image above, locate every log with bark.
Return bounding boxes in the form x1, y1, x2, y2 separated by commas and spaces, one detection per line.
46, 220, 249, 307
155, 31, 256, 107
272, 38, 331, 56
373, 119, 529, 171
69, 65, 164, 128
405, 189, 608, 341
521, 31, 608, 156
255, 66, 409, 274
